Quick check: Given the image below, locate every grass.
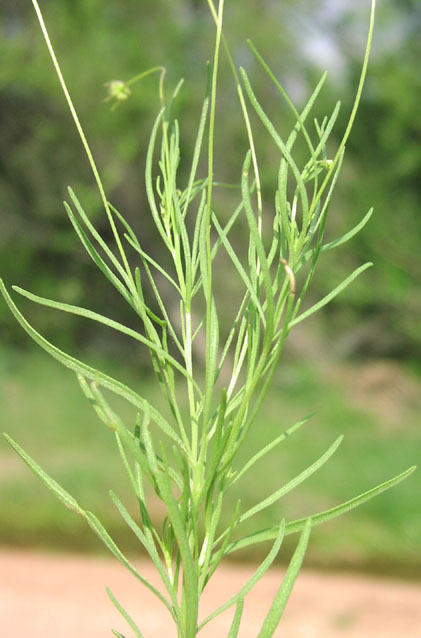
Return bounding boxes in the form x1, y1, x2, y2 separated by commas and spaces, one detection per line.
1, 346, 419, 578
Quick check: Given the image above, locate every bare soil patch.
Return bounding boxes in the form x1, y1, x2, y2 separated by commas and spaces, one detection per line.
1, 548, 420, 637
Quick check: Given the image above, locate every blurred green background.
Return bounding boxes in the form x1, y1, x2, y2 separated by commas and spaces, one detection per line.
0, 0, 420, 578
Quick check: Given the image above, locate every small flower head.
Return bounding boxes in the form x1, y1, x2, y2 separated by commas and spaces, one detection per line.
104, 80, 131, 109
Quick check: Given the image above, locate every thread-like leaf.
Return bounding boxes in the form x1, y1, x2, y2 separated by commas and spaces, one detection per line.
124, 235, 181, 294
248, 41, 327, 162
141, 419, 198, 636
239, 436, 342, 524
65, 203, 134, 308
241, 151, 274, 348
0, 280, 182, 447
310, 208, 373, 259
3, 432, 173, 614
68, 187, 134, 291
107, 588, 144, 638
240, 68, 309, 227
258, 519, 311, 637
12, 285, 199, 391
212, 213, 265, 325
183, 73, 210, 218
198, 519, 285, 630
228, 599, 244, 638
145, 108, 173, 250
231, 414, 313, 486
289, 262, 373, 328
3, 434, 83, 514
85, 511, 174, 615
224, 465, 416, 555
109, 491, 180, 614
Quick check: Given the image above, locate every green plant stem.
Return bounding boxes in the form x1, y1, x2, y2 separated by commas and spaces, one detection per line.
304, 0, 376, 229
31, 0, 134, 288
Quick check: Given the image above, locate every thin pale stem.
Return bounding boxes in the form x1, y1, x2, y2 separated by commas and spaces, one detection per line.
31, 0, 135, 288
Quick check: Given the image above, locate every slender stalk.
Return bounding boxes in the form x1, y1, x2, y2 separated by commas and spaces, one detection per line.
31, 0, 134, 288
201, 0, 224, 445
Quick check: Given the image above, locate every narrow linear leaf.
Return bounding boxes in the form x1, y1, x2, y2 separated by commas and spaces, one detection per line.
180, 176, 209, 208
114, 431, 146, 503
85, 511, 174, 616
202, 296, 220, 430
198, 519, 285, 630
309, 148, 345, 238
4, 432, 174, 616
65, 204, 134, 308
198, 200, 210, 299
139, 256, 185, 357
228, 599, 244, 638
309, 100, 340, 168
107, 201, 139, 245
204, 499, 241, 590
217, 290, 250, 380
231, 414, 313, 486
285, 465, 417, 536
198, 487, 224, 590
12, 285, 198, 391
77, 377, 157, 487
183, 80, 210, 218
304, 0, 376, 221
110, 490, 180, 614
287, 152, 346, 327
124, 234, 181, 294
145, 108, 173, 251
301, 208, 373, 268
239, 436, 343, 524
142, 420, 198, 636
68, 187, 134, 291
197, 389, 228, 507
320, 208, 373, 253
0, 279, 182, 447
3, 434, 83, 514
191, 188, 208, 288
258, 519, 311, 637
289, 262, 373, 328
240, 68, 309, 225
241, 151, 274, 347
248, 40, 327, 161
107, 588, 144, 638
224, 465, 416, 555
212, 213, 265, 325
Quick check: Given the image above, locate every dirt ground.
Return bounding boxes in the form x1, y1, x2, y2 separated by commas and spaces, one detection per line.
1, 548, 420, 638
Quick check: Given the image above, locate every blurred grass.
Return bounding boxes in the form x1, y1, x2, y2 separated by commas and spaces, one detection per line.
0, 345, 419, 578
